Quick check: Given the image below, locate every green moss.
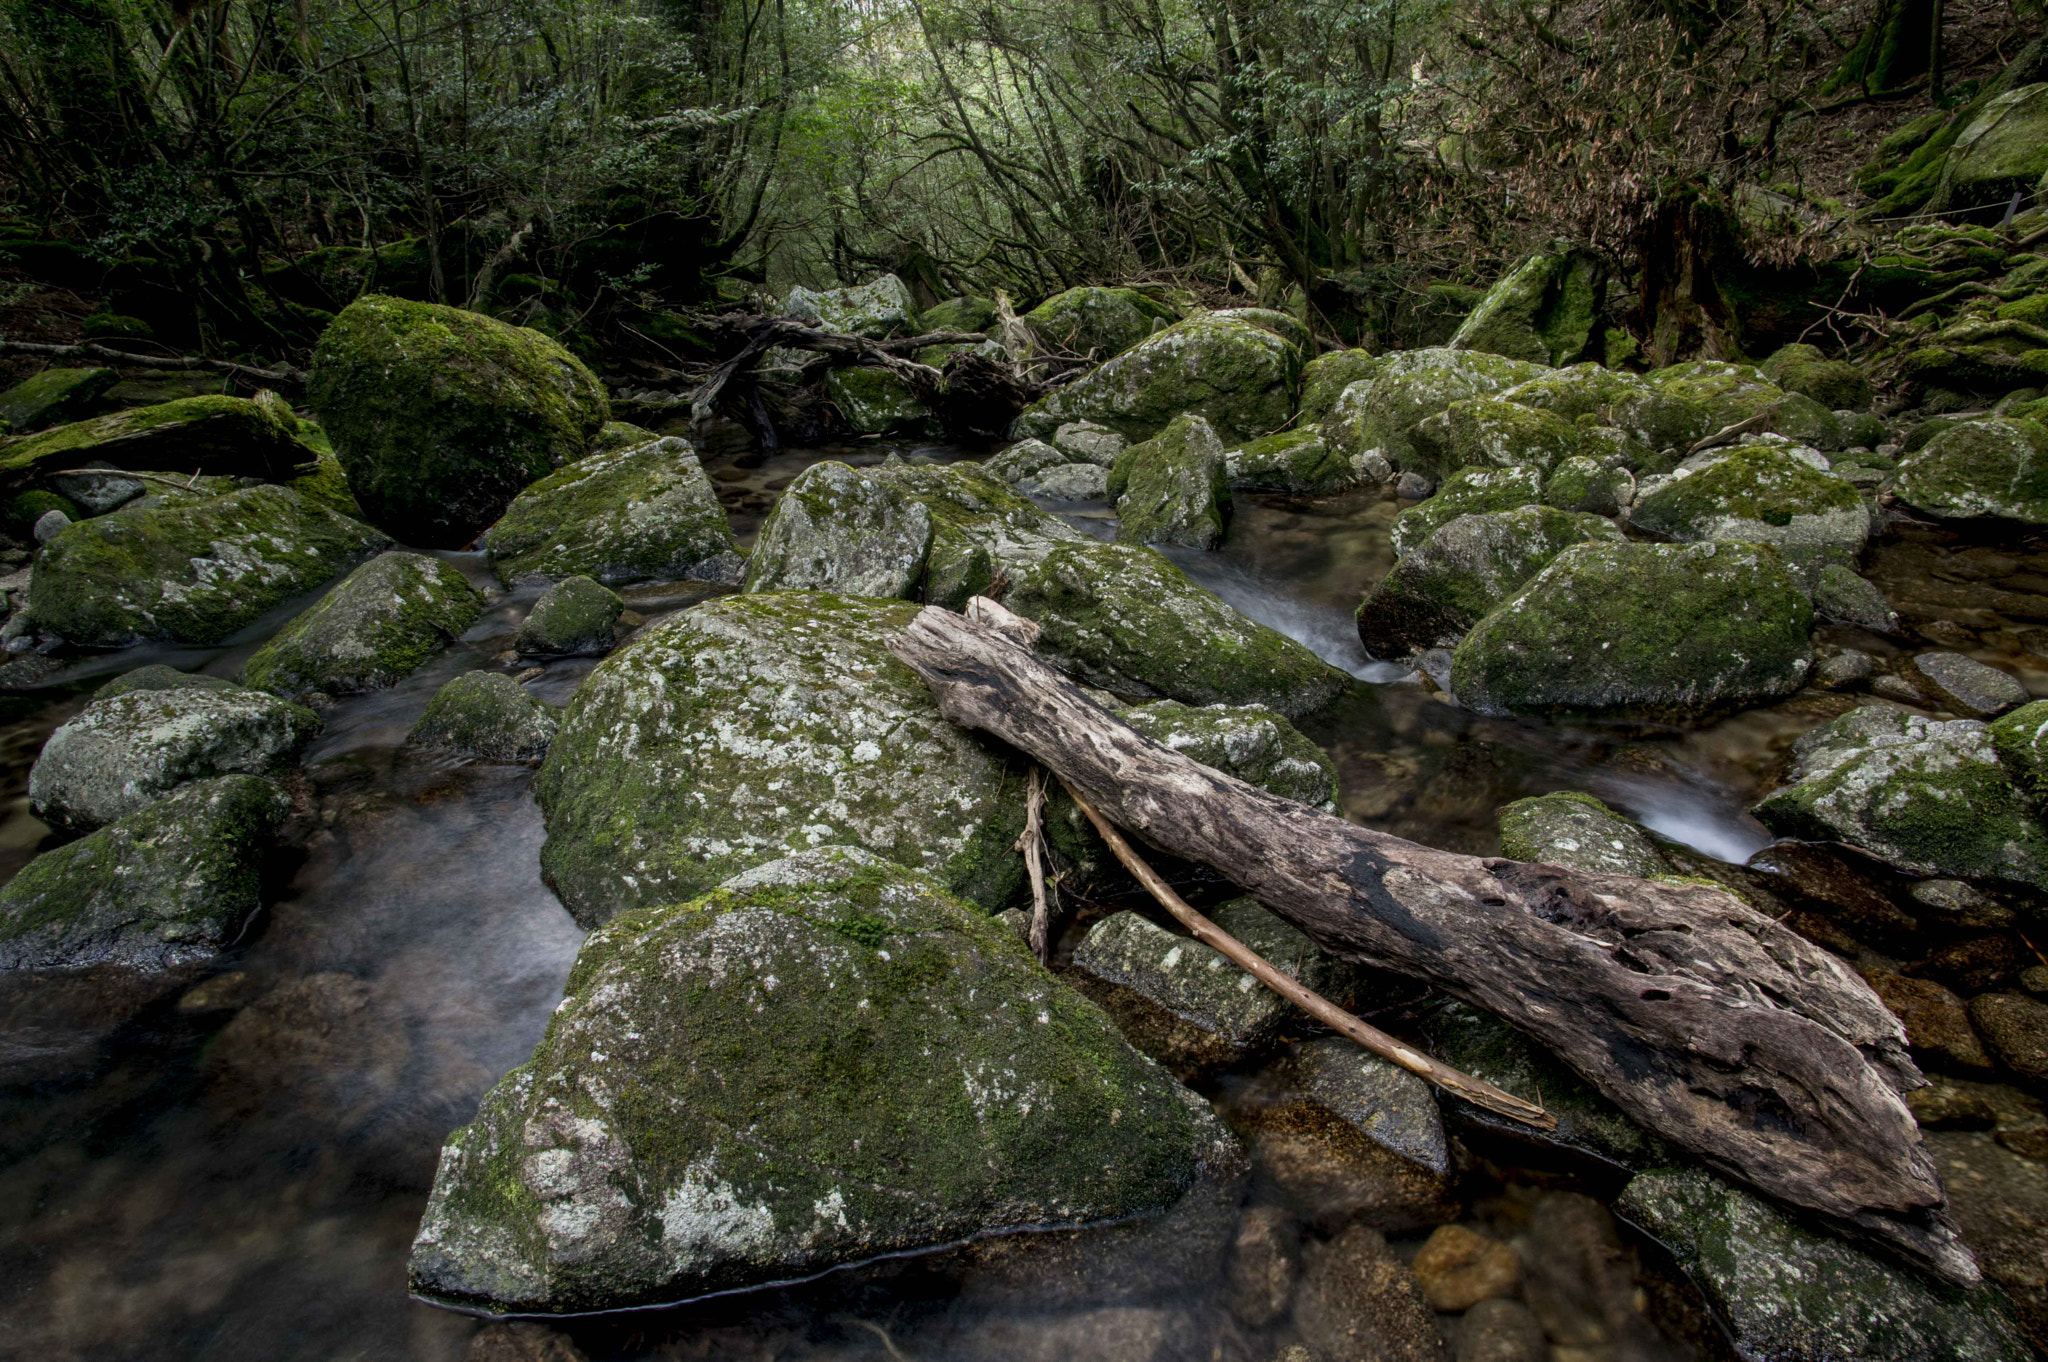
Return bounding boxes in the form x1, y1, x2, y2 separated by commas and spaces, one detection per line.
29, 484, 391, 645
487, 436, 739, 586
0, 367, 115, 434
591, 420, 660, 454
284, 449, 365, 519
1894, 416, 2048, 525
408, 670, 558, 764
919, 295, 999, 333
824, 366, 931, 435
1759, 343, 1872, 411
1497, 791, 1671, 877
1630, 443, 1867, 563
515, 575, 622, 656
4, 489, 78, 533
1023, 286, 1178, 359
1449, 251, 1603, 366
243, 551, 485, 698
1390, 464, 1545, 557
1023, 312, 1301, 445
308, 294, 609, 548
1324, 347, 1548, 472
1409, 395, 1586, 481
1297, 349, 1383, 425
0, 394, 312, 484
1224, 426, 1361, 493
1112, 413, 1231, 549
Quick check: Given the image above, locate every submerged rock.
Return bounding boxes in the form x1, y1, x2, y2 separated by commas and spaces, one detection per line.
1450, 540, 1812, 721
28, 485, 391, 646
0, 393, 311, 484
1617, 1165, 2026, 1361
486, 436, 741, 586
1292, 1223, 1448, 1362
408, 672, 558, 764
309, 295, 609, 547
516, 576, 621, 657
30, 684, 319, 830
1022, 285, 1177, 359
1894, 417, 2048, 527
407, 846, 1236, 1315
1110, 413, 1230, 549
534, 592, 1027, 928
1753, 704, 2048, 892
0, 366, 115, 434
1412, 1223, 1522, 1311
1016, 311, 1301, 445
1495, 791, 1672, 879
0, 775, 289, 970
1357, 505, 1620, 659
243, 551, 485, 698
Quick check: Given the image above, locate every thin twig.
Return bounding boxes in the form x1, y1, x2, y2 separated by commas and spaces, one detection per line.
1057, 776, 1556, 1131
47, 466, 288, 491
1685, 408, 1774, 457
1017, 765, 1053, 961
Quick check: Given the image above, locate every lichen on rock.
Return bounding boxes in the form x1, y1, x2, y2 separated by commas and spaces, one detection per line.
1110, 413, 1231, 549
488, 436, 741, 587
1496, 791, 1672, 879
243, 550, 485, 698
408, 671, 558, 764
1894, 417, 2048, 526
1323, 347, 1549, 474
1015, 312, 1301, 445
1389, 464, 1546, 557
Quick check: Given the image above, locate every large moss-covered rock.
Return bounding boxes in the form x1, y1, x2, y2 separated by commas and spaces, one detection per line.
1298, 350, 1383, 425
1110, 414, 1230, 549
1122, 700, 1339, 810
1637, 361, 1786, 443
533, 593, 1028, 928
1023, 286, 1177, 358
1894, 418, 2048, 526
1990, 699, 2048, 807
486, 436, 740, 586
516, 576, 621, 657
1938, 82, 2048, 213
1357, 505, 1620, 659
919, 295, 998, 333
0, 366, 115, 434
1617, 1165, 2026, 1361
0, 775, 289, 971
1224, 427, 1373, 493
408, 671, 558, 764
1450, 541, 1813, 721
1448, 251, 1603, 367
1407, 395, 1587, 481
30, 685, 318, 831
92, 664, 239, 701
1389, 464, 1545, 557
1502, 363, 1705, 455
309, 295, 609, 547
242, 551, 485, 698
28, 484, 391, 646
1324, 347, 1548, 473
1496, 791, 1672, 878
1761, 343, 1873, 411
782, 275, 920, 337
1753, 705, 2048, 892
1017, 312, 1300, 445
1630, 442, 1870, 571
824, 367, 931, 435
408, 845, 1235, 1314
0, 393, 312, 484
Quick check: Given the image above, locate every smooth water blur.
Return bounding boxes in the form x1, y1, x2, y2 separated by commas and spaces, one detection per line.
4, 437, 2042, 1359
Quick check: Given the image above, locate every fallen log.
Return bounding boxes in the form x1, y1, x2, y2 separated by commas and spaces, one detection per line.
0, 338, 307, 389
889, 600, 1976, 1285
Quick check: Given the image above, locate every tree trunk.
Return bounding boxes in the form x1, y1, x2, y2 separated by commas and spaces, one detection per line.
887, 601, 1977, 1285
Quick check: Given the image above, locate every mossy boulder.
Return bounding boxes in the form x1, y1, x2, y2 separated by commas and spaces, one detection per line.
1753, 705, 2048, 892
1389, 464, 1545, 557
782, 275, 920, 337
1224, 427, 1373, 493
1358, 505, 1620, 659
242, 551, 485, 698
824, 366, 931, 435
408, 671, 558, 765
0, 775, 289, 971
1616, 1165, 2027, 1361
284, 450, 365, 519
919, 295, 998, 333
1323, 347, 1548, 473
1110, 413, 1231, 549
1071, 899, 1369, 1078
0, 367, 115, 434
983, 437, 1067, 485
407, 845, 1235, 1314
1448, 251, 1604, 367
1541, 454, 1631, 516
1123, 700, 1339, 810
308, 295, 609, 548
93, 664, 240, 701
1496, 792, 1672, 878
1298, 350, 1384, 425
29, 684, 319, 831
28, 485, 391, 646
591, 420, 661, 454
1990, 699, 2048, 808
533, 593, 1029, 928
1503, 363, 1706, 455
1408, 395, 1587, 482
486, 435, 740, 587
1937, 82, 2048, 213
1051, 419, 1128, 465
1894, 417, 2048, 526
516, 576, 622, 657
4, 489, 78, 536
1016, 312, 1301, 445
1023, 286, 1178, 358
0, 393, 312, 484
1760, 343, 1873, 411
1450, 541, 1813, 721
1629, 443, 1870, 573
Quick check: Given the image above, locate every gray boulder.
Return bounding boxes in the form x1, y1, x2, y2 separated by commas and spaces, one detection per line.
1629, 442, 1869, 576
0, 775, 290, 970
1495, 791, 1672, 878
1022, 285, 1177, 358
28, 485, 391, 646
1021, 463, 1110, 500
1761, 343, 1873, 411
32, 508, 69, 544
1451, 541, 1813, 721
407, 846, 1237, 1314
1617, 1165, 2027, 1362
485, 436, 741, 586
243, 551, 485, 698
1015, 312, 1301, 445
1122, 700, 1338, 809
1052, 420, 1129, 466
1906, 651, 2031, 717
1542, 453, 1632, 516
1357, 505, 1620, 659
408, 672, 558, 764
983, 438, 1068, 484
516, 576, 622, 657
782, 274, 919, 337
1224, 427, 1379, 494
824, 367, 931, 435
1408, 394, 1587, 483
1814, 564, 1903, 634
1390, 465, 1546, 558
29, 683, 317, 831
1109, 413, 1230, 549
1894, 416, 2048, 526
1323, 347, 1549, 474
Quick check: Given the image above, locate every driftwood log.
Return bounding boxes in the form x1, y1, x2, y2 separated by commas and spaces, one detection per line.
889, 601, 1976, 1285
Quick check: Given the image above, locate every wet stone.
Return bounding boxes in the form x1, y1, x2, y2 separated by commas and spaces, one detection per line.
1021, 462, 1109, 500
1225, 1203, 1300, 1328
408, 672, 559, 765
1814, 648, 1877, 690
465, 1321, 589, 1362
1969, 993, 2048, 1084
1815, 564, 1903, 634
1292, 1223, 1448, 1362
1052, 419, 1127, 465
1495, 791, 1671, 878
242, 551, 485, 699
1908, 651, 2031, 717
515, 576, 622, 657
485, 437, 741, 587
1862, 970, 1995, 1073
1411, 1223, 1521, 1311
1450, 1297, 1546, 1362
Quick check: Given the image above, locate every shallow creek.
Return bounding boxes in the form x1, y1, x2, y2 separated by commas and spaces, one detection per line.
1, 436, 2042, 1360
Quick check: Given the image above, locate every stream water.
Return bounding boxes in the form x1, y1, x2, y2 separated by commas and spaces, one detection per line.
1, 435, 2041, 1361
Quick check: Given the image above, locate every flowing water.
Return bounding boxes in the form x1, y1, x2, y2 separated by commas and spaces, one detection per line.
1, 436, 2041, 1360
